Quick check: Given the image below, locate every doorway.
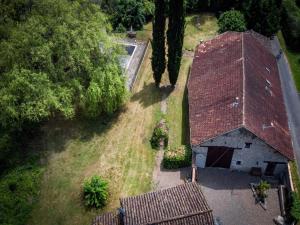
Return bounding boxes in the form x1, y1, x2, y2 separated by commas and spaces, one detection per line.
264, 162, 277, 176
205, 146, 234, 168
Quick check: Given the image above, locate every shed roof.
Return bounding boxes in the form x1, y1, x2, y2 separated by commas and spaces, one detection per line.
93, 183, 214, 225
188, 31, 294, 160
120, 182, 214, 225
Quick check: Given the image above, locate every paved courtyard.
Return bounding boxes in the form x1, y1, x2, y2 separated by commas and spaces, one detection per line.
198, 168, 282, 225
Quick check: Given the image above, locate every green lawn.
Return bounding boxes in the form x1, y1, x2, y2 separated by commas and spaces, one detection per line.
28, 49, 161, 225
184, 14, 218, 51
136, 13, 219, 51
164, 57, 192, 148
278, 31, 300, 92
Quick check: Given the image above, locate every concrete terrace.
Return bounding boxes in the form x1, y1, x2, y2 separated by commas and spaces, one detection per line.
197, 168, 282, 225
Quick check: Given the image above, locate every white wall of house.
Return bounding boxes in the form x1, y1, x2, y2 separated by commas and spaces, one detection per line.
193, 128, 288, 174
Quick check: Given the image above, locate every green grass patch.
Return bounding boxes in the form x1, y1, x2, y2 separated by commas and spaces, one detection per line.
291, 161, 300, 193
278, 31, 300, 92
28, 48, 160, 225
136, 13, 219, 52
184, 14, 219, 51
0, 165, 44, 225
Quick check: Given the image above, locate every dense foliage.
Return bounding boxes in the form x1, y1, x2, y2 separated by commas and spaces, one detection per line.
163, 145, 192, 169
151, 0, 166, 86
0, 165, 43, 225
111, 0, 147, 30
291, 192, 300, 221
218, 10, 246, 33
282, 0, 300, 49
185, 0, 242, 13
83, 175, 108, 208
167, 0, 186, 86
0, 0, 126, 168
242, 0, 282, 37
150, 121, 168, 149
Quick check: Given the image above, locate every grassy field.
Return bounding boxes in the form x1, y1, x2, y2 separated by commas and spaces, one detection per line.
164, 57, 193, 148
28, 48, 162, 225
278, 31, 300, 92
136, 13, 219, 51
184, 14, 218, 51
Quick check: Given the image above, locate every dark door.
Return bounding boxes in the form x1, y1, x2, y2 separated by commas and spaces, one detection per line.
265, 162, 277, 176
205, 147, 234, 168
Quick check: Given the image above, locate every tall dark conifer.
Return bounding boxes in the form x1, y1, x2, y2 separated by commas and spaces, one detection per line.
167, 0, 185, 87
151, 0, 166, 86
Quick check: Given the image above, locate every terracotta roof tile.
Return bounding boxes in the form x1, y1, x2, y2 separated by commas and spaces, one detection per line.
188, 31, 294, 160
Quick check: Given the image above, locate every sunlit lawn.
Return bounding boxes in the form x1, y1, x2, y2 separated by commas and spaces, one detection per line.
136, 13, 219, 52
29, 48, 161, 225
278, 31, 300, 92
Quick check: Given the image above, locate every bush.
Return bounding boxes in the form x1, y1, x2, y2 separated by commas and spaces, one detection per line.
291, 192, 300, 221
282, 0, 300, 49
163, 145, 192, 169
0, 165, 43, 225
218, 10, 246, 33
111, 0, 146, 30
150, 121, 168, 149
83, 175, 108, 208
256, 180, 270, 199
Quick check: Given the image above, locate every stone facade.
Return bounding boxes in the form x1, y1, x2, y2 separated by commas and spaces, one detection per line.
193, 128, 288, 175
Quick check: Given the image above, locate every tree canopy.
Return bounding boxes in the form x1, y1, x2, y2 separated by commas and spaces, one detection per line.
242, 0, 282, 37
0, 0, 126, 166
218, 10, 246, 33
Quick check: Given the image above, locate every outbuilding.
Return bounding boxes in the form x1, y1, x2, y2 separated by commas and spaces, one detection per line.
188, 31, 294, 176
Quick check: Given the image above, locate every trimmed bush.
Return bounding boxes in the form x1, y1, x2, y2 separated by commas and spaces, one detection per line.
150, 121, 169, 149
163, 145, 192, 169
218, 10, 246, 33
83, 175, 108, 208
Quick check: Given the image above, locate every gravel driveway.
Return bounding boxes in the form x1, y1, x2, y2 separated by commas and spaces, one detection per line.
198, 168, 281, 225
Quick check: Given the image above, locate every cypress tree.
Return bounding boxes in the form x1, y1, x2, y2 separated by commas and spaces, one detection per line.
167, 0, 186, 87
151, 0, 166, 87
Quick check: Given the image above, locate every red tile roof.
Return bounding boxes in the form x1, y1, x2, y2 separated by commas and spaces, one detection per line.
188, 31, 294, 160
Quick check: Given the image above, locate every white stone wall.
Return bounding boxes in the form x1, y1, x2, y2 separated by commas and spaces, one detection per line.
193, 128, 288, 174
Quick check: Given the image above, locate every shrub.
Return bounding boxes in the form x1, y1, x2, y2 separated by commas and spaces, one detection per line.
291, 192, 300, 221
218, 10, 246, 33
0, 165, 43, 225
83, 175, 108, 208
111, 0, 146, 30
150, 121, 169, 149
163, 145, 192, 169
256, 180, 271, 199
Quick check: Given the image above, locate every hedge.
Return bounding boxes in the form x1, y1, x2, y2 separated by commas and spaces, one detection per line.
163, 145, 192, 169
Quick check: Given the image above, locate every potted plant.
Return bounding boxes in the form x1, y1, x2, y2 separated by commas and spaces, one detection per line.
256, 180, 271, 203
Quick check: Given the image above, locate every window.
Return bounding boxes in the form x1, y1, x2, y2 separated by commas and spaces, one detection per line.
236, 161, 242, 165
245, 143, 252, 148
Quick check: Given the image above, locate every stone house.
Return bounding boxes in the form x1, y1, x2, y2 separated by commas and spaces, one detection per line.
188, 31, 294, 176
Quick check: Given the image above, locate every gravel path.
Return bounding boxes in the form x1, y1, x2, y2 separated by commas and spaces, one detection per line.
271, 37, 300, 174
152, 87, 191, 190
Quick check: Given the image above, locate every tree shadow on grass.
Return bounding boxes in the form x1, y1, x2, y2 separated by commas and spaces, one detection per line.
27, 108, 126, 156
131, 82, 173, 108
181, 85, 190, 146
